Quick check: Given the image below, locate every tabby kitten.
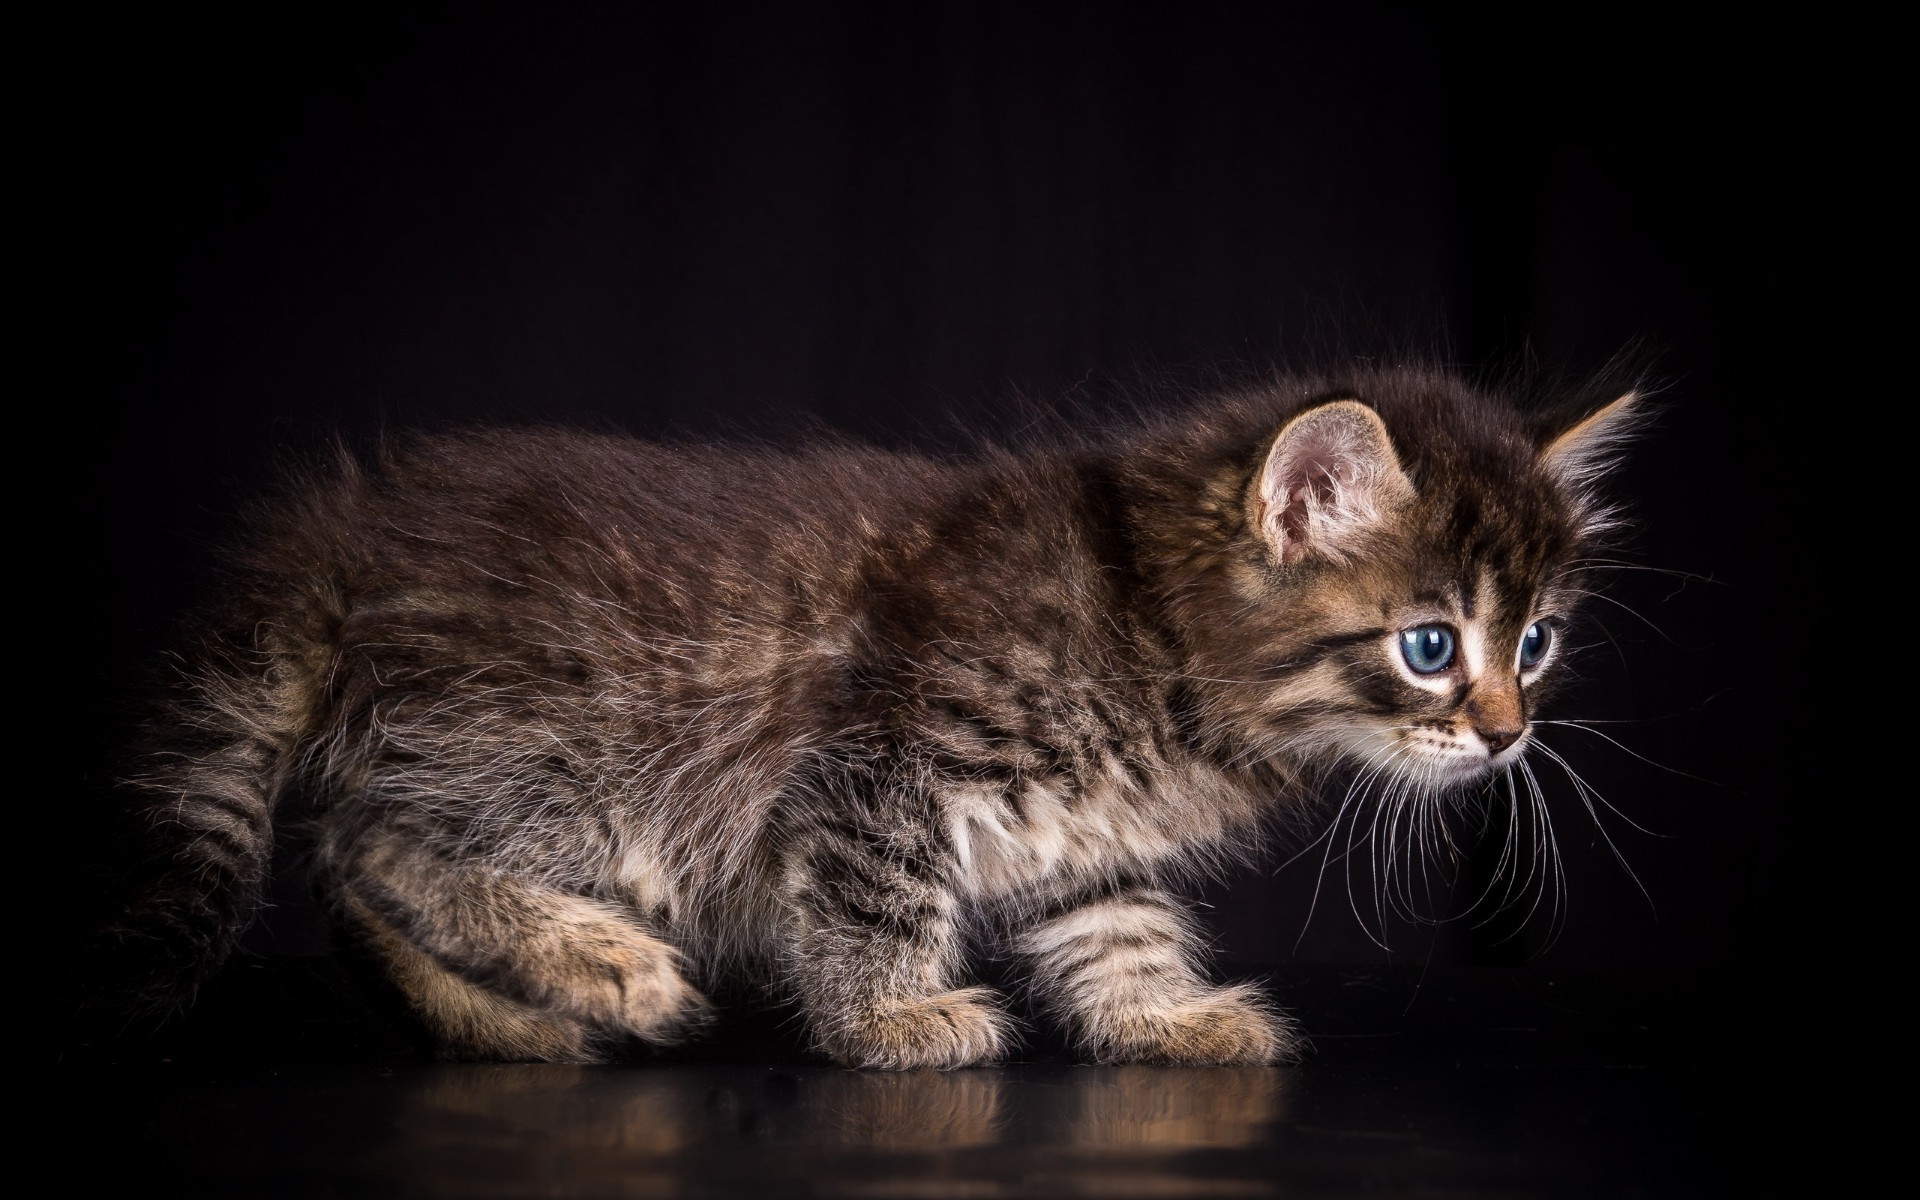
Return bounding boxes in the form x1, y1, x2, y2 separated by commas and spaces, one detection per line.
108, 365, 1638, 1068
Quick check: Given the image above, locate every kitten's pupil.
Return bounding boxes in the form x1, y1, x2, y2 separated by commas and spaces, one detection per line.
1519, 622, 1551, 669
1399, 626, 1454, 674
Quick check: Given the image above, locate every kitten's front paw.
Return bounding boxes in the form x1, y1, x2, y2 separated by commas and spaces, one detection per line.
1083, 984, 1301, 1066
614, 963, 718, 1046
817, 987, 1014, 1070
549, 930, 716, 1045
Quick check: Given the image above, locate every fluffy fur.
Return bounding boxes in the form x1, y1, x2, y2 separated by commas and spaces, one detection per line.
103, 364, 1639, 1067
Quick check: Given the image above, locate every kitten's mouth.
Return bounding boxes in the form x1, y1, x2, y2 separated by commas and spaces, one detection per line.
1435, 755, 1498, 785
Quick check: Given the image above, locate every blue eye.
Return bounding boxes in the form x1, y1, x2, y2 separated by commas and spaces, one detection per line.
1399, 625, 1455, 674
1519, 622, 1551, 669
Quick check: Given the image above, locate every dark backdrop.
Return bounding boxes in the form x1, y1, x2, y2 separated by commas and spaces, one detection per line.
59, 3, 1806, 985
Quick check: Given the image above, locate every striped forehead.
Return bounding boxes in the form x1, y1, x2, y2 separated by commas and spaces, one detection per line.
1403, 541, 1546, 622
1410, 478, 1575, 610
1406, 572, 1530, 679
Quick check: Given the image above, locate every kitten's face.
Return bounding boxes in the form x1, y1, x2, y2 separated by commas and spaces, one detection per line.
1315, 564, 1580, 792
1211, 540, 1583, 798
1168, 380, 1633, 797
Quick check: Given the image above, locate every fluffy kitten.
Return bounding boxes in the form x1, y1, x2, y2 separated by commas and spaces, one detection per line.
105, 365, 1638, 1067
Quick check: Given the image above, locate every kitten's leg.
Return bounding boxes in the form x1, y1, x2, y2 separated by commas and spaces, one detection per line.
335, 831, 713, 1060
1018, 887, 1300, 1065
779, 824, 1012, 1070
346, 897, 598, 1061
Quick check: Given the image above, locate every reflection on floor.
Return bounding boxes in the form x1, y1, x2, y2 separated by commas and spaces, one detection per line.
357, 1063, 1291, 1197
56, 962, 1777, 1196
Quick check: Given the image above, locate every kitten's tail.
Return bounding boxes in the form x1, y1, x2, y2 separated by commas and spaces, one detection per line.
82, 639, 315, 1030
66, 457, 362, 1046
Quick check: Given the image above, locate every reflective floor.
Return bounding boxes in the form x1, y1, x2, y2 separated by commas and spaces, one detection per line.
55, 963, 1775, 1197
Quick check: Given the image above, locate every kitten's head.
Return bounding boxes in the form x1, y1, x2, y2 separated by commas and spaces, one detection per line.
1164, 368, 1641, 793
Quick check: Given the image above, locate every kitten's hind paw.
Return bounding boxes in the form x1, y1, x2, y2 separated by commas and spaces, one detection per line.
816, 987, 1015, 1070
1081, 983, 1301, 1066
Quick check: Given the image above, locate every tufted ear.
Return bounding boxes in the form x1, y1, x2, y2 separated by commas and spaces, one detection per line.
1540, 391, 1641, 490
1251, 400, 1415, 566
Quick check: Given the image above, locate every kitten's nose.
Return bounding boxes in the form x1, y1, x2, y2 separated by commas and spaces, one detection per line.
1466, 692, 1525, 756
1477, 725, 1523, 755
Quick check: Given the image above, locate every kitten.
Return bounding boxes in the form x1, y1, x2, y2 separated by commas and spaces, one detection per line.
103, 365, 1639, 1067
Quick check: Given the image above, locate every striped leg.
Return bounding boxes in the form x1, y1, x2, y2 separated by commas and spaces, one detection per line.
336, 830, 713, 1060
1018, 887, 1299, 1065
779, 824, 1012, 1070
346, 896, 597, 1061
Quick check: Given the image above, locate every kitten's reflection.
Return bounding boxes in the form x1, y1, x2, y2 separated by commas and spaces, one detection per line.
370, 1059, 1288, 1191
400, 1063, 688, 1156
1064, 1066, 1286, 1149
809, 1068, 1007, 1148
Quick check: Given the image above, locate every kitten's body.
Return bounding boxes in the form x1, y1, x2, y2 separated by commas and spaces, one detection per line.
111, 366, 1636, 1067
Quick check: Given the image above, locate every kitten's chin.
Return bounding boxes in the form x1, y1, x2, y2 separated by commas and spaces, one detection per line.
1443, 746, 1533, 791
1423, 756, 1496, 790
1388, 743, 1511, 793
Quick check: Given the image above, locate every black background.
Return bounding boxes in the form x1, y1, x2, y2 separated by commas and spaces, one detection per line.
59, 3, 1807, 990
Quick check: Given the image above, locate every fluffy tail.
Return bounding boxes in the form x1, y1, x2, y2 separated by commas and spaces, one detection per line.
71, 458, 361, 1038
88, 648, 308, 1026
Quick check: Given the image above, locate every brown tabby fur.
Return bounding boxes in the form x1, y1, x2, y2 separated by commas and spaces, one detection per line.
107, 364, 1639, 1067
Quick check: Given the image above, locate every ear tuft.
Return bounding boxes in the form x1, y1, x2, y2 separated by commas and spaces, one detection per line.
1251, 400, 1415, 566
1540, 390, 1642, 490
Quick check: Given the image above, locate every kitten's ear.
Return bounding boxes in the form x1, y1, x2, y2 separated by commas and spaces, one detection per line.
1251, 400, 1415, 567
1540, 391, 1642, 490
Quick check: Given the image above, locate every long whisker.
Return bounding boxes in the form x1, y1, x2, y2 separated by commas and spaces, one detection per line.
1534, 719, 1726, 797
1462, 765, 1530, 930
1529, 738, 1665, 837
1510, 757, 1566, 954
1528, 686, 1733, 725
1555, 587, 1679, 643
1294, 740, 1411, 951
1505, 760, 1560, 957
1532, 742, 1655, 913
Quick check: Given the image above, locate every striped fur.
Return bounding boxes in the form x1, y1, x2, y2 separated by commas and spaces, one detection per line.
101, 364, 1639, 1066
